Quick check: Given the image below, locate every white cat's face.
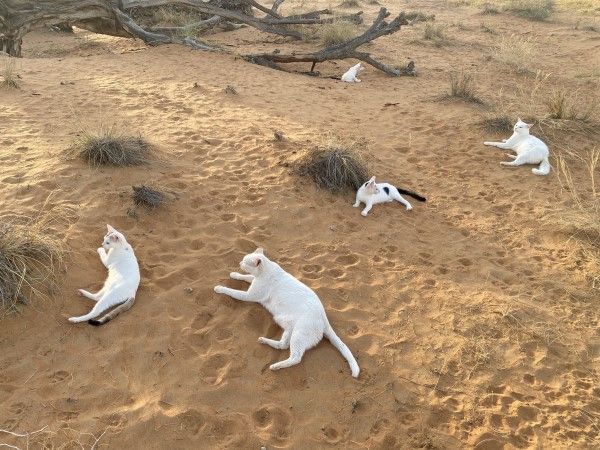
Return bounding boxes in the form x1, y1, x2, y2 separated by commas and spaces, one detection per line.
240, 248, 265, 275
514, 118, 532, 133
102, 224, 128, 251
362, 176, 380, 195
355, 63, 364, 73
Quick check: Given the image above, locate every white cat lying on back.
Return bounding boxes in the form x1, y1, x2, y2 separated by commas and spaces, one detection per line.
214, 248, 360, 378
341, 62, 364, 83
354, 176, 426, 216
69, 225, 140, 326
484, 119, 551, 175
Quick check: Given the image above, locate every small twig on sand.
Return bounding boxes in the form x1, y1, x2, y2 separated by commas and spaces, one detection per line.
90, 429, 107, 450
0, 426, 48, 450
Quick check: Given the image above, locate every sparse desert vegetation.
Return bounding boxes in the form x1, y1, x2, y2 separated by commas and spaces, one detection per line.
505, 0, 555, 21
422, 22, 448, 44
0, 57, 20, 88
316, 17, 360, 45
0, 208, 69, 315
132, 185, 168, 209
447, 71, 484, 104
494, 33, 536, 73
294, 136, 369, 193
70, 126, 152, 166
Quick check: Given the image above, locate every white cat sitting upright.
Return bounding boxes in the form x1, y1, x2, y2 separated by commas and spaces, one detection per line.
484, 118, 551, 175
69, 225, 140, 326
341, 62, 364, 83
354, 176, 426, 216
214, 248, 360, 378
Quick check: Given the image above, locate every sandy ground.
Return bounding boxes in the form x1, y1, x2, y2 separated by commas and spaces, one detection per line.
1, 0, 600, 448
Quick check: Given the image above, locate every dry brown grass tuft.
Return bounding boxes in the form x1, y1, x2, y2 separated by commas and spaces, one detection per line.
506, 0, 554, 21
317, 17, 360, 46
494, 34, 536, 73
544, 149, 600, 289
132, 185, 168, 209
405, 11, 436, 23
423, 23, 448, 44
294, 135, 369, 194
481, 3, 500, 14
447, 71, 484, 104
0, 204, 72, 315
545, 88, 599, 122
338, 0, 361, 7
69, 126, 153, 167
1, 58, 20, 89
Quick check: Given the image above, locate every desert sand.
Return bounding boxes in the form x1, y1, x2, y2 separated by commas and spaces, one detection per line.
1, 0, 599, 448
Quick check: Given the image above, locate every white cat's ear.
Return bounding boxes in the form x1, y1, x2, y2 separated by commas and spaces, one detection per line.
368, 176, 376, 184
106, 224, 116, 233
525, 122, 533, 128
254, 256, 262, 267
517, 117, 522, 123
109, 234, 120, 242
255, 247, 264, 255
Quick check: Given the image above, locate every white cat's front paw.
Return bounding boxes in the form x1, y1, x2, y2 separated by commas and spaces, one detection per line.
97, 247, 104, 254
353, 202, 360, 208
361, 211, 368, 217
406, 205, 413, 211
269, 363, 282, 371
483, 142, 494, 146
258, 337, 268, 344
68, 317, 80, 323
214, 285, 226, 294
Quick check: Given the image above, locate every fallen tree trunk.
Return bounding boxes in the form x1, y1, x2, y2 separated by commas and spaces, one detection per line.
1, 1, 414, 78
244, 8, 416, 77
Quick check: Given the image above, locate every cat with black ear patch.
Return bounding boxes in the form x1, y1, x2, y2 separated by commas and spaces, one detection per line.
354, 176, 426, 216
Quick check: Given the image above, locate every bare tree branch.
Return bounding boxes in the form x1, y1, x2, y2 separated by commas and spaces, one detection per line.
244, 8, 415, 77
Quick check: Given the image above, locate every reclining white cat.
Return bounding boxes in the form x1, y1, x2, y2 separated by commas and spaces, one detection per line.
484, 118, 550, 175
354, 176, 427, 216
341, 62, 364, 83
69, 225, 140, 326
214, 248, 360, 378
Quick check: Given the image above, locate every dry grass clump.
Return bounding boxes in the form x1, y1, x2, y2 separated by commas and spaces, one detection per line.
1, 58, 20, 89
70, 126, 152, 167
447, 71, 484, 104
480, 114, 514, 133
481, 3, 500, 14
545, 88, 599, 122
317, 17, 360, 46
132, 185, 167, 209
422, 23, 448, 45
405, 11, 436, 23
494, 34, 536, 73
0, 208, 70, 314
545, 150, 600, 285
338, 0, 361, 7
506, 0, 554, 21
294, 137, 369, 194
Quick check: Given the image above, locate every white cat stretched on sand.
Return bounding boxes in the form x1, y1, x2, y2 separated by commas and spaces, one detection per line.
484, 118, 551, 175
214, 248, 360, 378
69, 225, 140, 326
354, 176, 426, 216
341, 62, 364, 83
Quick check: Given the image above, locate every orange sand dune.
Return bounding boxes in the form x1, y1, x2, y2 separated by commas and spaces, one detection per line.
1, 1, 599, 448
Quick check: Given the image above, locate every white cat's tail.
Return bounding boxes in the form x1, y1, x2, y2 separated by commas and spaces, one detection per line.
88, 297, 135, 326
532, 157, 551, 176
324, 325, 360, 378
